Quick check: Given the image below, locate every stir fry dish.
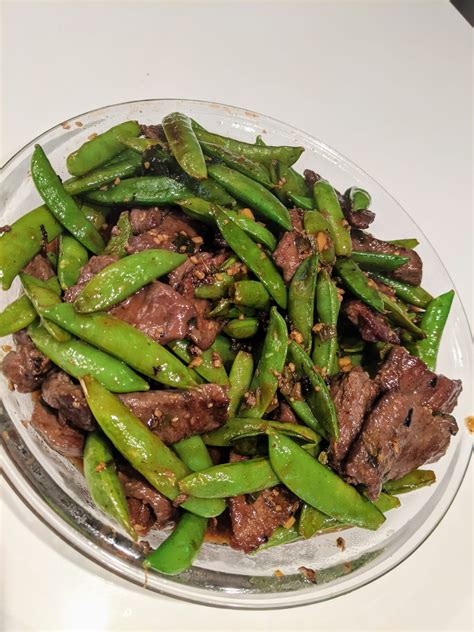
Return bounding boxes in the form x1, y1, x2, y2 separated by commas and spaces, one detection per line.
0, 113, 463, 575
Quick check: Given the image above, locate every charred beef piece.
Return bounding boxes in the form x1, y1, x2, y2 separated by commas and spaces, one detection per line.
64, 255, 118, 303
341, 196, 375, 229
129, 208, 163, 234
329, 366, 380, 469
344, 299, 400, 344
30, 400, 84, 457
229, 486, 299, 553
110, 281, 197, 345
275, 402, 298, 424
140, 124, 166, 143
272, 209, 314, 283
22, 254, 55, 281
1, 331, 51, 392
41, 371, 95, 431
303, 169, 322, 189
119, 384, 229, 445
126, 208, 202, 255
126, 498, 154, 537
351, 229, 422, 285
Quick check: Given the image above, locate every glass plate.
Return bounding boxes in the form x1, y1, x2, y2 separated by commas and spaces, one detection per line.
0, 99, 472, 609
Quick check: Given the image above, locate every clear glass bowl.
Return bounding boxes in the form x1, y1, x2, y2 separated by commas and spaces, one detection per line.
0, 99, 472, 609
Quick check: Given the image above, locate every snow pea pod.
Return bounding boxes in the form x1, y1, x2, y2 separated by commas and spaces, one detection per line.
42, 303, 197, 388
192, 120, 304, 166
28, 321, 149, 392
273, 161, 309, 204
312, 268, 340, 376
74, 249, 186, 313
240, 307, 288, 418
178, 458, 279, 498
387, 238, 419, 249
228, 351, 254, 417
177, 173, 236, 206
0, 295, 38, 337
381, 293, 425, 338
288, 192, 315, 210
168, 339, 229, 386
370, 273, 432, 308
282, 395, 328, 438
288, 255, 318, 354
162, 112, 207, 180
144, 511, 207, 575
288, 341, 338, 439
20, 273, 70, 342
194, 273, 234, 299
313, 180, 352, 257
351, 251, 409, 272
173, 435, 215, 472
81, 376, 224, 518
383, 469, 436, 494
58, 235, 89, 290
413, 290, 454, 370
86, 176, 191, 206
334, 258, 384, 312
66, 120, 140, 176
203, 418, 319, 446
200, 142, 273, 187
344, 186, 371, 212
268, 432, 385, 530
212, 334, 236, 368
303, 211, 336, 265
208, 164, 292, 231
31, 145, 105, 255
103, 211, 133, 258
214, 207, 287, 309
231, 280, 270, 310
223, 318, 259, 339
255, 525, 301, 553
63, 152, 142, 196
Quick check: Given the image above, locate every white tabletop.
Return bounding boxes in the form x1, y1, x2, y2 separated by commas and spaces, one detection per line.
1, 2, 472, 631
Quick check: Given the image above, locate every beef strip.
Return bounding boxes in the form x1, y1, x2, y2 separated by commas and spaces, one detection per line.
22, 254, 55, 281
342, 204, 375, 230
110, 281, 197, 345
30, 400, 84, 457
329, 366, 380, 469
229, 486, 299, 553
41, 371, 95, 431
275, 402, 298, 424
126, 208, 201, 255
272, 209, 314, 283
129, 208, 163, 234
351, 229, 422, 285
64, 255, 118, 303
1, 331, 51, 392
126, 497, 154, 537
344, 299, 400, 344
303, 169, 322, 189
119, 384, 229, 445
140, 124, 166, 143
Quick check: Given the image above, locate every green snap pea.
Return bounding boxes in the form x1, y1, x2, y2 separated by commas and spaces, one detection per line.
178, 174, 237, 206
74, 249, 186, 313
192, 120, 304, 166
334, 258, 384, 312
275, 162, 309, 200
351, 251, 410, 272
228, 351, 254, 417
63, 153, 142, 196
42, 303, 197, 388
211, 334, 236, 368
288, 255, 318, 354
28, 321, 149, 392
103, 211, 133, 258
201, 142, 273, 187
288, 192, 315, 210
223, 318, 259, 339
288, 341, 339, 440
194, 274, 234, 299
268, 432, 385, 530
120, 136, 165, 153
162, 112, 207, 180
413, 290, 454, 370
240, 307, 288, 418
20, 273, 70, 342
281, 396, 328, 439
214, 207, 287, 309
31, 145, 105, 255
313, 180, 352, 256
105, 148, 147, 165
370, 273, 433, 308
81, 376, 223, 518
84, 431, 136, 539
231, 280, 270, 310
144, 511, 207, 575
208, 164, 292, 231
382, 469, 436, 494
86, 176, 191, 206
381, 293, 425, 337
387, 238, 419, 249
203, 418, 319, 446
67, 121, 141, 176
303, 211, 336, 265
178, 458, 279, 498
255, 525, 301, 553
168, 339, 229, 386
312, 268, 340, 376
173, 435, 215, 472
58, 235, 89, 290
0, 295, 38, 336
344, 187, 371, 211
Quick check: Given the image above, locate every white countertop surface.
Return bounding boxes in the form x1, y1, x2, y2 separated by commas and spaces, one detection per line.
1, 1, 472, 631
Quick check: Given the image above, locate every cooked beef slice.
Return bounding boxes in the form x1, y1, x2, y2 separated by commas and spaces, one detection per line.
110, 281, 197, 345
329, 366, 380, 468
126, 497, 154, 537
22, 254, 55, 281
275, 402, 298, 424
119, 384, 229, 445
126, 208, 202, 255
229, 486, 299, 552
64, 255, 118, 302
273, 209, 314, 283
1, 331, 51, 392
343, 206, 375, 230
351, 229, 422, 285
30, 400, 84, 457
344, 299, 400, 344
140, 124, 166, 143
303, 169, 322, 189
41, 371, 95, 431
129, 208, 163, 234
